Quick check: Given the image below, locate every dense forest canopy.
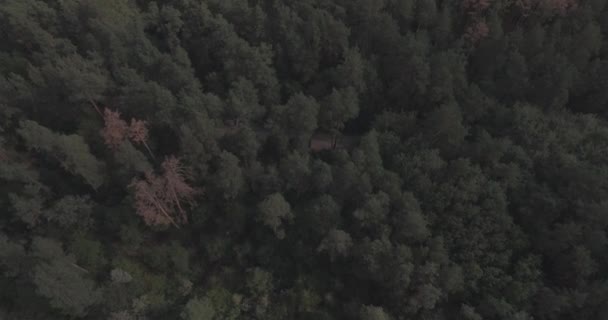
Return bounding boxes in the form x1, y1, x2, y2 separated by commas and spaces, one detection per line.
1, 0, 608, 319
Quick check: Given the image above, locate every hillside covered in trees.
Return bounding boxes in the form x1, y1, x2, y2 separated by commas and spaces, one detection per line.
1, 0, 608, 319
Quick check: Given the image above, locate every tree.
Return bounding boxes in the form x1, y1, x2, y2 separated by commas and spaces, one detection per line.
319, 86, 359, 146
465, 20, 490, 45
298, 194, 341, 239
318, 229, 353, 261
407, 283, 442, 313
423, 103, 468, 154
414, 0, 438, 28
179, 111, 220, 175
352, 130, 383, 181
279, 151, 311, 194
268, 93, 320, 151
180, 289, 240, 320
360, 305, 391, 320
391, 192, 430, 242
114, 140, 153, 174
31, 237, 101, 317
257, 193, 293, 239
353, 191, 390, 231
69, 233, 106, 274
17, 120, 105, 189
99, 107, 154, 157
462, 0, 491, 15
101, 108, 129, 149
220, 126, 260, 165
131, 156, 197, 227
245, 268, 274, 316
0, 233, 26, 278
181, 297, 215, 320
46, 195, 94, 228
211, 151, 245, 200
461, 304, 483, 320
332, 48, 367, 92
225, 77, 261, 126
3, 0, 608, 318
9, 191, 44, 227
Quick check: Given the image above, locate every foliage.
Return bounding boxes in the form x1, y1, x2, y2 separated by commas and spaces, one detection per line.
131, 157, 196, 227
0, 0, 605, 319
17, 120, 104, 189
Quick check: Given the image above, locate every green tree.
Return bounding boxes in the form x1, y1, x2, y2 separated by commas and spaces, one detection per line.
268, 93, 320, 151
353, 191, 390, 231
46, 195, 94, 228
319, 86, 359, 146
225, 77, 261, 126
181, 297, 215, 320
391, 192, 429, 242
211, 151, 245, 200
360, 305, 391, 320
318, 229, 354, 261
257, 193, 294, 239
414, 0, 437, 28
31, 237, 101, 317
17, 120, 104, 189
184, 288, 240, 320
423, 103, 468, 154
279, 151, 311, 194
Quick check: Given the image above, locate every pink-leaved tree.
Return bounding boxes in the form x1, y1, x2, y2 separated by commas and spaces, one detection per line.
463, 0, 491, 15
465, 20, 490, 44
101, 108, 129, 149
128, 118, 154, 159
98, 106, 154, 158
131, 156, 197, 228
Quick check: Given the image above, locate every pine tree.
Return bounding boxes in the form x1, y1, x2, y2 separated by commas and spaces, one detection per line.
131, 157, 197, 227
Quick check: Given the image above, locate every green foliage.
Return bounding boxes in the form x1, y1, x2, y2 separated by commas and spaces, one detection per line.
46, 195, 93, 228
183, 288, 241, 320
320, 86, 359, 133
211, 151, 245, 200
0, 233, 26, 277
423, 103, 468, 154
225, 77, 261, 124
9, 192, 44, 227
318, 229, 353, 261
257, 193, 293, 239
114, 141, 153, 174
1, 1, 608, 319
360, 305, 391, 320
269, 93, 320, 151
33, 259, 101, 317
181, 297, 215, 320
69, 233, 106, 274
17, 120, 104, 189
31, 237, 101, 317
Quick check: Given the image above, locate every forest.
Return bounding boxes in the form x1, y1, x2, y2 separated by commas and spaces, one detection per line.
1, 0, 608, 319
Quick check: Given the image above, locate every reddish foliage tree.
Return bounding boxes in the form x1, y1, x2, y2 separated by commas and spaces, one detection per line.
463, 0, 491, 15
161, 156, 196, 219
131, 157, 197, 227
128, 118, 155, 159
97, 106, 154, 158
131, 172, 176, 227
128, 119, 148, 144
465, 21, 490, 44
101, 109, 129, 149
